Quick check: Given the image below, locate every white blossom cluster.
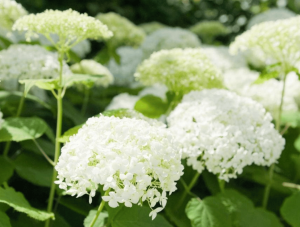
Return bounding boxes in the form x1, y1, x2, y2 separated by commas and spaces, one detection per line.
96, 12, 145, 48
70, 60, 114, 87
0, 0, 27, 30
106, 84, 168, 111
224, 69, 300, 118
0, 44, 72, 80
140, 27, 201, 59
139, 22, 166, 35
167, 89, 285, 181
107, 46, 144, 87
247, 8, 296, 29
202, 45, 247, 72
230, 16, 300, 72
135, 48, 223, 94
55, 115, 183, 219
13, 9, 113, 49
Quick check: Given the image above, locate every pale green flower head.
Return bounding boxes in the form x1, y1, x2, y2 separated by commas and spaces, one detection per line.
189, 21, 228, 44
13, 9, 113, 51
230, 16, 300, 72
135, 48, 223, 94
0, 0, 27, 30
70, 59, 114, 87
139, 21, 167, 35
96, 12, 145, 48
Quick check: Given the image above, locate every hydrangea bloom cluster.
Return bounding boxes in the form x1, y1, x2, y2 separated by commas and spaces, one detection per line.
202, 45, 247, 72
167, 89, 285, 181
139, 22, 166, 35
230, 16, 300, 72
96, 12, 145, 48
0, 0, 27, 30
13, 9, 113, 49
55, 115, 183, 219
140, 28, 201, 59
70, 60, 114, 87
0, 44, 72, 80
224, 69, 300, 118
107, 46, 144, 87
135, 48, 223, 94
189, 21, 228, 44
247, 8, 296, 29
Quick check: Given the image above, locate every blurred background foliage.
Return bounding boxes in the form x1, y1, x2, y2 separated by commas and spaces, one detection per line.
17, 0, 300, 44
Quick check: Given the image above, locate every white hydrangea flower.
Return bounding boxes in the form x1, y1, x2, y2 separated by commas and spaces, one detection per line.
70, 60, 114, 87
224, 69, 300, 118
139, 22, 167, 35
230, 16, 300, 72
13, 9, 113, 49
167, 89, 285, 181
96, 12, 145, 48
135, 48, 223, 94
0, 44, 72, 80
55, 115, 183, 217
107, 46, 143, 87
0, 110, 4, 129
0, 0, 27, 30
140, 27, 201, 59
105, 93, 140, 110
202, 45, 247, 72
247, 8, 296, 29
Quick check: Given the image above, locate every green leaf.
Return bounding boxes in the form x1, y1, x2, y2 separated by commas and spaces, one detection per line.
251, 208, 283, 227
84, 210, 108, 227
63, 100, 86, 125
253, 62, 281, 84
0, 211, 11, 227
294, 136, 300, 152
62, 74, 104, 88
94, 46, 111, 65
185, 197, 232, 227
0, 187, 54, 221
19, 79, 60, 96
0, 117, 48, 142
280, 191, 300, 227
0, 36, 12, 49
281, 112, 300, 128
0, 156, 14, 185
14, 152, 52, 187
21, 138, 54, 156
10, 213, 43, 227
134, 95, 169, 118
59, 125, 83, 143
59, 196, 93, 216
106, 204, 173, 227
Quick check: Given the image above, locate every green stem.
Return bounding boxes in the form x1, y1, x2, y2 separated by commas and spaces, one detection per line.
89, 189, 110, 227
3, 91, 26, 157
45, 51, 64, 227
218, 179, 225, 192
262, 71, 287, 209
177, 172, 200, 209
81, 88, 90, 116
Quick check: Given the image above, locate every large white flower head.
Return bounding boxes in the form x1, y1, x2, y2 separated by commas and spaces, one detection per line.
167, 89, 285, 181
224, 69, 300, 118
247, 8, 296, 29
13, 9, 113, 50
230, 16, 300, 72
140, 27, 201, 59
55, 115, 183, 219
0, 0, 27, 30
0, 44, 72, 80
107, 46, 143, 87
202, 45, 247, 72
70, 60, 114, 87
135, 48, 223, 95
96, 12, 145, 49
189, 21, 228, 44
